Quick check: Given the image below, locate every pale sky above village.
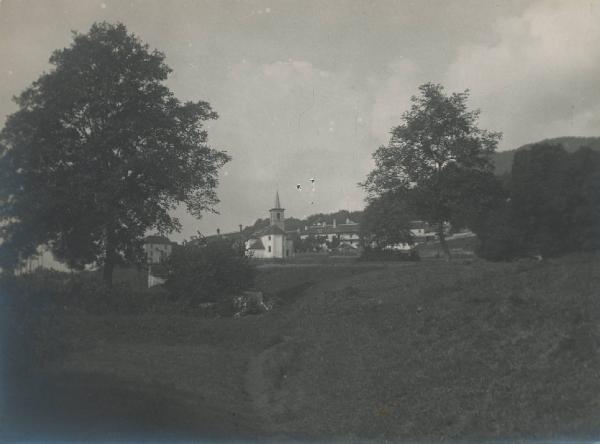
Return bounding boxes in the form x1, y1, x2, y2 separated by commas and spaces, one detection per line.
1, 0, 600, 241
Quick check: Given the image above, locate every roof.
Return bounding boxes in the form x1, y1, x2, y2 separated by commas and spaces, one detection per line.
302, 223, 360, 236
248, 238, 265, 250
409, 220, 429, 230
337, 242, 358, 250
144, 235, 173, 245
202, 232, 245, 243
251, 224, 286, 237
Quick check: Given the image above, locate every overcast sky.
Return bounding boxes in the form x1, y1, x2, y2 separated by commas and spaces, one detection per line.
1, 0, 599, 241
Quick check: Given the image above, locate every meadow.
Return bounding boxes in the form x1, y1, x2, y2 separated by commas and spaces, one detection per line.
4, 253, 600, 442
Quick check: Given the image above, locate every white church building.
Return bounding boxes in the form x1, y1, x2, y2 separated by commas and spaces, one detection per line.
246, 192, 294, 259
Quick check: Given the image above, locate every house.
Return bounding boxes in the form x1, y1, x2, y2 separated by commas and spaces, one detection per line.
143, 235, 175, 287
245, 191, 294, 259
297, 218, 361, 250
409, 220, 444, 242
143, 235, 175, 264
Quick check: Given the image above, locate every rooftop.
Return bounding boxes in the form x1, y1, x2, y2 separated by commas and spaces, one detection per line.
251, 224, 286, 237
143, 235, 173, 245
248, 238, 265, 250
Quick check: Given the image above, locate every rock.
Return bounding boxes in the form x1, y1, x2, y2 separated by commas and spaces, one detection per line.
233, 291, 272, 317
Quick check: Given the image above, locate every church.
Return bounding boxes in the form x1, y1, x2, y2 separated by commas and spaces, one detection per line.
245, 191, 294, 259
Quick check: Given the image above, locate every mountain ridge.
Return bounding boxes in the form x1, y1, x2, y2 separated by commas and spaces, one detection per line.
492, 136, 600, 175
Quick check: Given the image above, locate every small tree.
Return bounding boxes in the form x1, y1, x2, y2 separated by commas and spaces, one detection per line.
362, 83, 501, 258
164, 241, 256, 304
0, 23, 229, 283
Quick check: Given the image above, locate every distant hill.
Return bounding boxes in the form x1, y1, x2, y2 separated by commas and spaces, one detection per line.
492, 136, 600, 175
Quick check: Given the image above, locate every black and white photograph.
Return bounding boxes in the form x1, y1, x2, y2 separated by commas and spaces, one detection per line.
1, 0, 600, 442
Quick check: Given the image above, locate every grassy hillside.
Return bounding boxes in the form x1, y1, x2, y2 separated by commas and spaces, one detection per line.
267, 254, 600, 441
7, 255, 600, 441
493, 136, 600, 175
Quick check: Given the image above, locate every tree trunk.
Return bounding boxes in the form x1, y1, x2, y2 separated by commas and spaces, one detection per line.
438, 221, 451, 260
103, 228, 116, 287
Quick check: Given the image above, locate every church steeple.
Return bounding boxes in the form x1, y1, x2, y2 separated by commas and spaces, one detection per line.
274, 190, 281, 210
269, 190, 285, 230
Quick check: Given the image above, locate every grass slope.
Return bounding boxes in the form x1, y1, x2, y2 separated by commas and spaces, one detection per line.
12, 254, 600, 442
266, 254, 600, 441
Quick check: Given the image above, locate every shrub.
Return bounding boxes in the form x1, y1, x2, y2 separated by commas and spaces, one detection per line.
163, 240, 256, 305
0, 270, 69, 377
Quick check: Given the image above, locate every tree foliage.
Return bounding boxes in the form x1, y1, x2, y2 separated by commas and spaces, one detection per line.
409, 164, 505, 236
509, 143, 572, 256
477, 143, 600, 260
360, 191, 414, 249
0, 22, 229, 282
362, 83, 501, 258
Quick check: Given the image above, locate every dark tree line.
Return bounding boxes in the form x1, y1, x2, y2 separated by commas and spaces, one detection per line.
477, 143, 600, 260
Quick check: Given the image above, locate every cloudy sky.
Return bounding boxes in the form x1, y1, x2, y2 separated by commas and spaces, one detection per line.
1, 0, 599, 241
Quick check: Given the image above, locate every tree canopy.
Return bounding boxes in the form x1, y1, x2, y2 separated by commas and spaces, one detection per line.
478, 143, 600, 260
0, 22, 230, 282
362, 83, 501, 258
360, 191, 414, 250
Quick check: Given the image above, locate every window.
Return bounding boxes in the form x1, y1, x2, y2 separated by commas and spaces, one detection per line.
268, 246, 272, 252
268, 236, 271, 240
277, 213, 281, 220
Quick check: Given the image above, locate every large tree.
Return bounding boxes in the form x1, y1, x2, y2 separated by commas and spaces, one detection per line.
362, 83, 501, 258
0, 22, 230, 283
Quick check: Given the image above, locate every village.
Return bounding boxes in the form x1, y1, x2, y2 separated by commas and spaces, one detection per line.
2, 2, 600, 442
141, 190, 464, 288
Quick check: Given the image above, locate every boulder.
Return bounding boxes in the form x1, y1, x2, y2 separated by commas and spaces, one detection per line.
233, 291, 272, 318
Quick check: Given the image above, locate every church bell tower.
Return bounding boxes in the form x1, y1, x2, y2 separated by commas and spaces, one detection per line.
269, 191, 285, 230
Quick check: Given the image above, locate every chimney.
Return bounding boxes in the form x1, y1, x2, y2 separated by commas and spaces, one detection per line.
346, 218, 350, 224
217, 228, 221, 236
333, 218, 337, 228
239, 224, 243, 233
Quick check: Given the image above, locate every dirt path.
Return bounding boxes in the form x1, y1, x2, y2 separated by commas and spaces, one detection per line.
244, 335, 294, 437
241, 268, 387, 439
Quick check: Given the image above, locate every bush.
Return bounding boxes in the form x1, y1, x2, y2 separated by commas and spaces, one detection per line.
62, 273, 157, 315
163, 240, 256, 305
0, 271, 69, 377
0, 268, 175, 378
